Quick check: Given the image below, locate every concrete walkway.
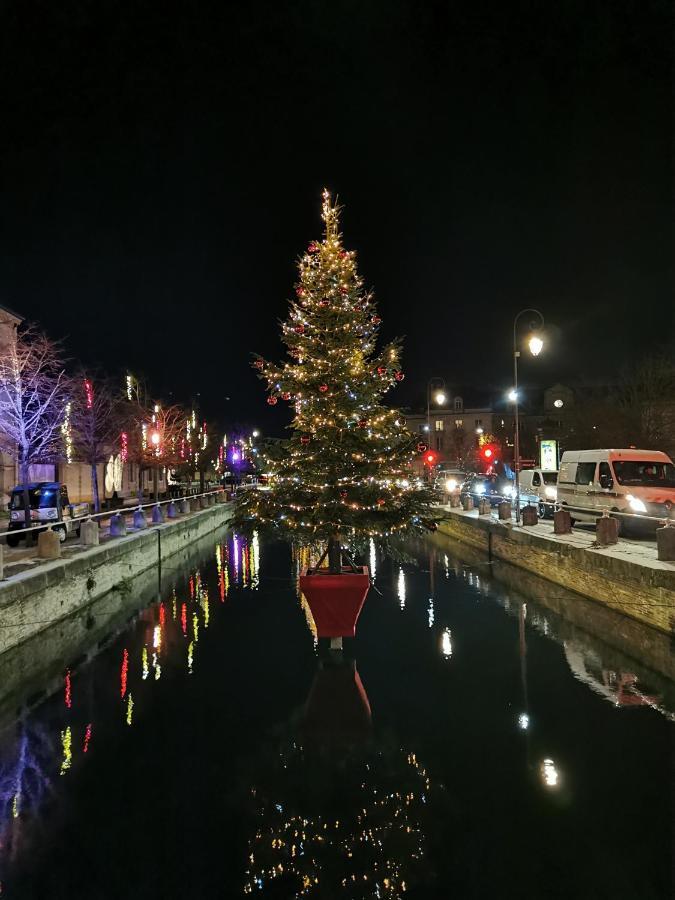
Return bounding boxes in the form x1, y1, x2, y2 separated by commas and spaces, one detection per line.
440, 505, 674, 574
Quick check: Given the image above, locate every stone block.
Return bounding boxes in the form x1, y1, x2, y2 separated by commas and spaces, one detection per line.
109, 513, 127, 537
553, 509, 572, 534
80, 519, 99, 547
596, 514, 619, 546
521, 505, 538, 526
151, 504, 165, 524
132, 509, 148, 530
179, 499, 190, 514
38, 529, 61, 559
461, 496, 474, 511
208, 494, 216, 507
656, 524, 675, 561
478, 498, 491, 515
449, 492, 461, 508
199, 496, 208, 510
166, 501, 177, 519
498, 501, 512, 521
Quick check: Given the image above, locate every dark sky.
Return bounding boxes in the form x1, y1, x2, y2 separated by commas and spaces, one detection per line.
1, 1, 672, 433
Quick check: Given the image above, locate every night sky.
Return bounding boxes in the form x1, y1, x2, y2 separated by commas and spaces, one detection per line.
1, 1, 672, 433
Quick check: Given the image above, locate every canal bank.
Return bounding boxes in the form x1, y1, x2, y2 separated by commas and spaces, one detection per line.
0, 502, 233, 655
437, 507, 675, 634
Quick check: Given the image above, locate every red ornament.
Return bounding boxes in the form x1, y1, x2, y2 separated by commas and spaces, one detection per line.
254, 360, 264, 369
300, 434, 311, 445
339, 286, 348, 295
339, 490, 348, 500
319, 299, 330, 307
394, 371, 404, 381
296, 286, 306, 297
376, 366, 386, 376
318, 384, 328, 393
417, 442, 428, 453
371, 316, 381, 325
339, 250, 349, 259
294, 324, 305, 334
267, 396, 278, 406
281, 392, 291, 401
308, 241, 319, 253
376, 498, 385, 506
358, 419, 367, 428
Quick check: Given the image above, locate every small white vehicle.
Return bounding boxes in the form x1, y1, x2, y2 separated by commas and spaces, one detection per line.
435, 469, 467, 495
6, 482, 90, 546
517, 468, 558, 517
556, 449, 675, 533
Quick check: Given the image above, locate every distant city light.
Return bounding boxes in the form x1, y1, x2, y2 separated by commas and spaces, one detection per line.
423, 424, 430, 432
252, 430, 260, 438
554, 398, 563, 408
518, 712, 529, 730
541, 758, 559, 787
441, 628, 452, 658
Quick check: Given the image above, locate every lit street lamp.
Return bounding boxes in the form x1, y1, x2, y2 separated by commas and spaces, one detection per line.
511, 309, 545, 523
426, 378, 446, 479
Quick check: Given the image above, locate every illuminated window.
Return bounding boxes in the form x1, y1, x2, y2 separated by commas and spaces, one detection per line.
475, 418, 482, 427
435, 420, 444, 431
455, 418, 463, 428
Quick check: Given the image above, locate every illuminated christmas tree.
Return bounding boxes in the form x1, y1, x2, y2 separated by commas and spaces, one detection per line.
237, 190, 436, 554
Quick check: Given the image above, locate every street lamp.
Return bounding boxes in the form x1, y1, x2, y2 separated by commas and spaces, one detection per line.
426, 378, 446, 481
512, 308, 545, 523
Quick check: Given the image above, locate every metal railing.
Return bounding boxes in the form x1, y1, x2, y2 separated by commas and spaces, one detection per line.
0, 488, 230, 543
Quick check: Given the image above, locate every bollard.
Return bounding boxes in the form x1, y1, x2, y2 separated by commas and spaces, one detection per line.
38, 528, 61, 559
497, 501, 512, 521
80, 519, 99, 547
166, 501, 177, 519
553, 508, 572, 534
133, 508, 148, 530
461, 495, 474, 511
521, 504, 538, 526
179, 498, 190, 514
478, 498, 491, 515
151, 504, 165, 524
199, 496, 208, 510
0, 543, 3, 580
596, 510, 619, 546
656, 522, 675, 561
215, 491, 225, 504
449, 492, 461, 508
109, 513, 127, 537
208, 494, 216, 507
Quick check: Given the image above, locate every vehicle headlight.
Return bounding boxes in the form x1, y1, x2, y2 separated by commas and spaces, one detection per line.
627, 495, 646, 513
445, 479, 457, 492
474, 483, 485, 494
545, 486, 557, 499
507, 487, 516, 498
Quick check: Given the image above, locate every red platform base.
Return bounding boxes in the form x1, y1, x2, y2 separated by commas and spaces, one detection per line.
299, 566, 370, 638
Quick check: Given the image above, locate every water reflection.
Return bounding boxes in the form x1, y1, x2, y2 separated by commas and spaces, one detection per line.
244, 659, 438, 898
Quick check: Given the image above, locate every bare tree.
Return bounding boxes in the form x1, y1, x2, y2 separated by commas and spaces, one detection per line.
446, 426, 478, 469
124, 400, 188, 501
68, 371, 125, 513
0, 326, 69, 536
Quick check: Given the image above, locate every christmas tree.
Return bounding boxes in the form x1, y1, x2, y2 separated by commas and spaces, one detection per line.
237, 190, 436, 553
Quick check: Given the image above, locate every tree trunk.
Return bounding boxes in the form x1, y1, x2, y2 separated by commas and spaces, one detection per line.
91, 463, 100, 513
199, 470, 205, 494
137, 466, 143, 503
327, 534, 342, 574
153, 466, 159, 502
20, 458, 33, 547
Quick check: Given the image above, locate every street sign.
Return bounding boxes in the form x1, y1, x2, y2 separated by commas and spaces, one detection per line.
540, 439, 558, 471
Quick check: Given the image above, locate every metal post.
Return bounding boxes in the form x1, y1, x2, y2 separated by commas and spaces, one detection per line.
514, 341, 521, 523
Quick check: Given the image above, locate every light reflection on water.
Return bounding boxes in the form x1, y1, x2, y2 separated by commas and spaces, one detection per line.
0, 530, 670, 898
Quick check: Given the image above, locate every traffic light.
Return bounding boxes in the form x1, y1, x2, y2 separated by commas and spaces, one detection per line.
480, 443, 498, 464
424, 450, 439, 467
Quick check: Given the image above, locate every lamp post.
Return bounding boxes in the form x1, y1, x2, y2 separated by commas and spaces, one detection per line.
426, 378, 446, 482
511, 309, 544, 523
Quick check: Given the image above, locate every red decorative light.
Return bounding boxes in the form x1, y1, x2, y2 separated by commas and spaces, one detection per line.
159, 603, 166, 628
254, 359, 264, 369
64, 669, 72, 709
300, 434, 311, 444
319, 298, 330, 307
318, 384, 328, 393
294, 324, 305, 334
84, 379, 94, 409
376, 366, 386, 376
376, 498, 385, 506
83, 723, 92, 753
358, 419, 368, 428
308, 241, 319, 253
281, 392, 291, 401
339, 286, 348, 295
267, 395, 278, 405
120, 648, 129, 698
371, 316, 381, 325
181, 603, 188, 636
296, 286, 305, 297
120, 431, 128, 462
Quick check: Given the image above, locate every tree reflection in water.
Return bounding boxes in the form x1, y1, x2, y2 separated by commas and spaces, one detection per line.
243, 657, 441, 898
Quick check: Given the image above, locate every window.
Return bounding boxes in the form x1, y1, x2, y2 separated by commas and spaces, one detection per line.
532, 472, 541, 487
475, 419, 482, 427
613, 460, 675, 487
575, 462, 596, 485
455, 419, 463, 428
454, 397, 463, 411
435, 420, 444, 431
436, 436, 442, 450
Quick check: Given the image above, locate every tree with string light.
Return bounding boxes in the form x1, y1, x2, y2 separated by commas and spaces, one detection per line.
236, 190, 436, 565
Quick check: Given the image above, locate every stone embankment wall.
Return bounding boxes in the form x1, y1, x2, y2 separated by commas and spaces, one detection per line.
0, 503, 233, 655
437, 511, 675, 634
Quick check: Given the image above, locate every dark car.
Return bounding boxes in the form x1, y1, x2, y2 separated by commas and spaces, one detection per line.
460, 473, 514, 508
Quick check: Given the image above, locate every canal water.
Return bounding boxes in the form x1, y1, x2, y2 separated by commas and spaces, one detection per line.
0, 529, 672, 899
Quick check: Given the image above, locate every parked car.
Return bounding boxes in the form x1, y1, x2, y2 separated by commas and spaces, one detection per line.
6, 482, 90, 546
460, 473, 514, 508
517, 468, 558, 517
556, 449, 675, 533
434, 468, 467, 495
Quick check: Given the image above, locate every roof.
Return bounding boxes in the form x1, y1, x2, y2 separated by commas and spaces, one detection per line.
0, 302, 24, 323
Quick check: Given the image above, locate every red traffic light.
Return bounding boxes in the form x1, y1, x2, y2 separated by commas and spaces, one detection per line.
424, 450, 439, 467
480, 443, 498, 463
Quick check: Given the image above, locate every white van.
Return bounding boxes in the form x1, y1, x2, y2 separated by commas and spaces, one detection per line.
517, 468, 558, 517
557, 449, 675, 532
